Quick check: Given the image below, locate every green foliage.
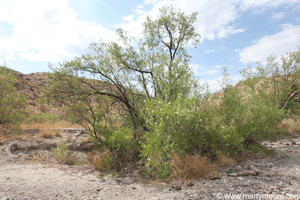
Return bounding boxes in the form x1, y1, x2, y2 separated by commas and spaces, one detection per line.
141, 6, 200, 101
105, 127, 139, 164
198, 66, 289, 158
0, 66, 25, 130
45, 6, 201, 177
90, 125, 139, 171
45, 3, 300, 180
100, 156, 114, 172
51, 143, 70, 164
46, 5, 201, 134
240, 47, 300, 114
51, 143, 79, 165
158, 183, 164, 192
140, 97, 207, 179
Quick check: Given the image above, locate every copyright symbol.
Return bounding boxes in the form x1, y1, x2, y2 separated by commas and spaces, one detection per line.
216, 192, 222, 199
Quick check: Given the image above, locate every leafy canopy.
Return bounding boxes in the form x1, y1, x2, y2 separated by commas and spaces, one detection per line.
47, 6, 201, 134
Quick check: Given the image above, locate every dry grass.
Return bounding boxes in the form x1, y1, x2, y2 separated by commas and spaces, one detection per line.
0, 131, 34, 144
170, 154, 217, 181
54, 130, 62, 137
24, 150, 51, 163
40, 130, 54, 139
280, 117, 300, 135
87, 149, 112, 171
0, 121, 82, 144
0, 134, 25, 144
41, 129, 62, 139
215, 151, 236, 167
20, 121, 83, 129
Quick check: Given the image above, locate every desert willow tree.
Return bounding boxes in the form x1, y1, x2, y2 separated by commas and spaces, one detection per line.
46, 6, 201, 141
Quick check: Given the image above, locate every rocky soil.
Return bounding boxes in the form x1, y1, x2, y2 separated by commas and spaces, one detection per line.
1, 132, 300, 200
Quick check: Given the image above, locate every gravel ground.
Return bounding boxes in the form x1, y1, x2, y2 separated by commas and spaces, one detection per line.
1, 136, 300, 200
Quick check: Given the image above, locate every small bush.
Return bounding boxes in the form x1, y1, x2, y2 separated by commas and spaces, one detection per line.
141, 97, 206, 179
54, 130, 62, 137
40, 130, 54, 139
91, 125, 140, 171
87, 149, 113, 171
51, 143, 76, 165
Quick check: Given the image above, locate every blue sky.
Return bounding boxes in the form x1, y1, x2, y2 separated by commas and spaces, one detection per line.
1, 0, 300, 91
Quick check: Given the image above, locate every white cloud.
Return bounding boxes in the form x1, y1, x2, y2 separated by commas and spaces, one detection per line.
294, 5, 300, 10
199, 78, 221, 92
213, 65, 225, 69
216, 26, 245, 38
119, 0, 244, 41
205, 49, 215, 53
190, 64, 203, 77
143, 0, 166, 5
120, 0, 300, 42
1, 0, 300, 71
206, 69, 221, 75
199, 73, 243, 92
271, 12, 285, 20
239, 24, 300, 64
123, 15, 135, 22
0, 0, 117, 63
191, 63, 223, 77
240, 0, 300, 11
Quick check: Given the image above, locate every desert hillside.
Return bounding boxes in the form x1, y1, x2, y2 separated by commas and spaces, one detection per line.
11, 70, 64, 116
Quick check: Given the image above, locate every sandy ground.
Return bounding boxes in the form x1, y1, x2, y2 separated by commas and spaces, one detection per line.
1, 135, 300, 200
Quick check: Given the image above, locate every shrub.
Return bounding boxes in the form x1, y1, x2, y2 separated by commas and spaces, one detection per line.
140, 97, 208, 179
0, 66, 25, 131
90, 126, 140, 171
87, 149, 113, 171
202, 75, 288, 158
51, 143, 77, 165
40, 130, 54, 139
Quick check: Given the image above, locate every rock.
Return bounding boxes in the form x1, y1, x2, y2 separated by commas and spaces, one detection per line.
186, 180, 194, 187
175, 185, 181, 191
227, 173, 237, 177
10, 143, 27, 152
95, 188, 101, 192
76, 142, 94, 151
226, 168, 234, 174
237, 170, 258, 176
235, 165, 242, 170
115, 178, 122, 184
250, 165, 261, 173
265, 171, 279, 177
210, 173, 222, 180
1, 196, 9, 200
